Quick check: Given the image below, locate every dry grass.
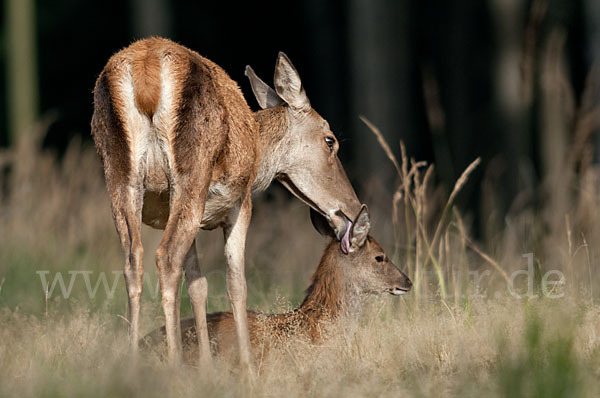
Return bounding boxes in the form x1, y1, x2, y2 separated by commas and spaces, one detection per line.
1, 124, 599, 397
3, 28, 600, 395
1, 297, 600, 397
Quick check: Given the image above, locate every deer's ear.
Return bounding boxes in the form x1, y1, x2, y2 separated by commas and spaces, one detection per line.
245, 65, 283, 109
273, 52, 310, 112
350, 204, 370, 251
310, 208, 335, 238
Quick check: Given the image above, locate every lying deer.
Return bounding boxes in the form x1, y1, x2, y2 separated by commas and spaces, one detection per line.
143, 205, 412, 362
91, 37, 361, 368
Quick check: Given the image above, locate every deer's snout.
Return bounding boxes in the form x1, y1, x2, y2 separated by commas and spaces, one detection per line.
388, 270, 412, 296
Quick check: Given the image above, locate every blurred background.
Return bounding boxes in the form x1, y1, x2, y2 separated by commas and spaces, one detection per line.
2, 0, 600, 313
3, 3, 600, 395
3, 0, 600, 229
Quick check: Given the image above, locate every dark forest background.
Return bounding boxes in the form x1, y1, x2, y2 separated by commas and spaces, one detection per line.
2, 0, 600, 236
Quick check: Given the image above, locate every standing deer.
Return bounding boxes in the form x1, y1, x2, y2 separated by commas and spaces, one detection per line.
143, 205, 412, 362
91, 37, 361, 369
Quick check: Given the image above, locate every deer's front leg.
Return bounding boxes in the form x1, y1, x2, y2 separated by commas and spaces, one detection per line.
223, 195, 253, 373
184, 238, 212, 368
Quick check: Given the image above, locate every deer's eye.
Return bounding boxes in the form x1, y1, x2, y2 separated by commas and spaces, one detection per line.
375, 255, 384, 263
324, 136, 335, 151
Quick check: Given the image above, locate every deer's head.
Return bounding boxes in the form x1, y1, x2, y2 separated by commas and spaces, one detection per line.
246, 53, 361, 253
316, 205, 413, 297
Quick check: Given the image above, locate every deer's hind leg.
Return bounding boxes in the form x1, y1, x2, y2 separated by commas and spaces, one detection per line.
154, 71, 227, 362
91, 73, 145, 352
112, 185, 145, 351
101, 135, 145, 352
154, 153, 217, 363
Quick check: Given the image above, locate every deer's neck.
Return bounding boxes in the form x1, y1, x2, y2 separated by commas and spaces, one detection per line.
282, 246, 361, 339
298, 269, 359, 320
252, 106, 290, 192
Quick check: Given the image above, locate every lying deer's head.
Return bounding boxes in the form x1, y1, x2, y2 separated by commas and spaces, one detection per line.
246, 53, 361, 252
314, 204, 413, 296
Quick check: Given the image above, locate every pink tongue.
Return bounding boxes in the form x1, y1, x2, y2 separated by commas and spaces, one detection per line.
340, 220, 353, 254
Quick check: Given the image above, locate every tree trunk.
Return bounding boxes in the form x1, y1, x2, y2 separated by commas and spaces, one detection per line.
5, 0, 39, 143
347, 0, 413, 184
582, 0, 600, 161
130, 0, 172, 38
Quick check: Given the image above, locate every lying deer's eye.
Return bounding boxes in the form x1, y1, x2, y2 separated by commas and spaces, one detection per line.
324, 136, 335, 150
375, 255, 384, 263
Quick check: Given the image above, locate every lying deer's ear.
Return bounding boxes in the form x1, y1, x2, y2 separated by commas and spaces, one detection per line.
310, 208, 335, 238
273, 52, 311, 112
350, 204, 370, 251
245, 65, 283, 109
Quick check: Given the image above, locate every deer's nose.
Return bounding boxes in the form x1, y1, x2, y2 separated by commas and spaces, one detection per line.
399, 275, 412, 291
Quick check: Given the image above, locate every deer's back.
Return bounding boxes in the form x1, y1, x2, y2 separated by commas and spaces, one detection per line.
92, 38, 260, 229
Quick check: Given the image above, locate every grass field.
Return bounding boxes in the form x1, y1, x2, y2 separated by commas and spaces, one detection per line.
2, 120, 600, 397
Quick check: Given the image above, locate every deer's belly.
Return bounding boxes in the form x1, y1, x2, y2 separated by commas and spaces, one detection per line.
141, 182, 242, 231
142, 191, 170, 229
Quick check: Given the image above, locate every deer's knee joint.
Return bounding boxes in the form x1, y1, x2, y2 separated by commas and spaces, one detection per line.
128, 289, 143, 301
198, 276, 208, 293
131, 244, 144, 267
188, 276, 208, 302
155, 246, 168, 267
161, 288, 178, 307
124, 275, 143, 300
124, 267, 143, 287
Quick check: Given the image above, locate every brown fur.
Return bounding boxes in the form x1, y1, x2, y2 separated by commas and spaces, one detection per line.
254, 106, 289, 145
91, 37, 362, 367
91, 72, 131, 189
143, 236, 412, 363
130, 39, 162, 118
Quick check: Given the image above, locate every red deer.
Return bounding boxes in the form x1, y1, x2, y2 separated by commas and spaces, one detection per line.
90, 37, 361, 369
143, 205, 412, 362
